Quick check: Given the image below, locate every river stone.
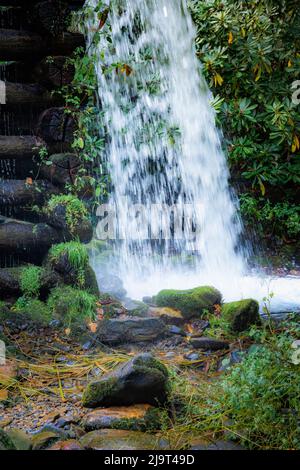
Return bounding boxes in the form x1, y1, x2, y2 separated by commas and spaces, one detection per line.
79, 429, 166, 450
222, 299, 260, 332
40, 153, 81, 187
190, 438, 245, 450
155, 286, 222, 319
6, 428, 32, 450
0, 428, 16, 450
31, 430, 61, 450
149, 306, 185, 325
190, 337, 229, 351
82, 353, 169, 408
82, 404, 162, 432
47, 439, 83, 450
96, 317, 165, 345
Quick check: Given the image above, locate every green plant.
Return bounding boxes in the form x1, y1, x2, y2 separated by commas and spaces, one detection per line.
45, 194, 88, 234
20, 266, 42, 299
49, 241, 89, 287
47, 286, 97, 328
12, 299, 52, 326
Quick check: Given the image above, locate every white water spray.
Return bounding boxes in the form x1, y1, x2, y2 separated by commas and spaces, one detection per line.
86, 0, 300, 313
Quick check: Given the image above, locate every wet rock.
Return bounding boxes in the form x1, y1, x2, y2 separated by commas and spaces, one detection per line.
97, 274, 127, 300
0, 428, 16, 450
31, 430, 61, 450
79, 429, 166, 450
82, 404, 162, 432
123, 298, 150, 316
167, 325, 185, 336
190, 438, 245, 450
222, 299, 260, 332
218, 350, 245, 371
6, 428, 32, 450
40, 153, 81, 187
149, 307, 185, 325
190, 337, 229, 351
155, 286, 222, 319
82, 353, 169, 408
47, 439, 83, 450
97, 317, 166, 345
184, 352, 200, 361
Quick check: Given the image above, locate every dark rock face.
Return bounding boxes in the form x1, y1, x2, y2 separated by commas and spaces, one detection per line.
96, 317, 165, 345
222, 299, 260, 332
40, 153, 81, 187
37, 107, 76, 144
82, 353, 170, 408
190, 337, 229, 351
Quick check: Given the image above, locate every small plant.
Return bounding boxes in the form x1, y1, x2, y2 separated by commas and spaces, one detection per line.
49, 241, 89, 287
47, 286, 97, 328
12, 299, 52, 326
20, 266, 42, 299
45, 194, 88, 234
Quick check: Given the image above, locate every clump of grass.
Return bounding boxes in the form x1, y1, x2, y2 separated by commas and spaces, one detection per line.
20, 266, 42, 298
12, 299, 52, 326
49, 241, 89, 287
45, 194, 88, 233
47, 285, 97, 328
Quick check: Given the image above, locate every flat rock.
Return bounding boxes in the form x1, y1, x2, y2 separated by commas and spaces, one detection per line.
149, 307, 185, 325
82, 404, 159, 431
82, 353, 169, 408
79, 429, 166, 450
96, 317, 166, 345
190, 337, 229, 351
47, 439, 83, 450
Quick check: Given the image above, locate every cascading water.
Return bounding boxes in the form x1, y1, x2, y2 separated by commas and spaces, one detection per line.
86, 0, 300, 313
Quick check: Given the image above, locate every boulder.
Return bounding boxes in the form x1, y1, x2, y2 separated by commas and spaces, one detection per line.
82, 353, 169, 408
190, 337, 229, 351
31, 430, 61, 450
6, 428, 32, 450
96, 317, 165, 345
222, 299, 260, 332
149, 306, 184, 325
155, 286, 222, 319
79, 429, 166, 450
47, 439, 83, 450
40, 153, 81, 187
82, 404, 163, 432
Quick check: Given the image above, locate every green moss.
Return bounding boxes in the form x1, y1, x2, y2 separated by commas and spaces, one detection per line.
47, 285, 97, 327
20, 266, 42, 298
12, 299, 52, 325
45, 194, 88, 233
0, 428, 16, 450
222, 299, 260, 332
155, 286, 222, 319
133, 355, 169, 379
111, 407, 167, 432
49, 241, 89, 287
82, 377, 119, 408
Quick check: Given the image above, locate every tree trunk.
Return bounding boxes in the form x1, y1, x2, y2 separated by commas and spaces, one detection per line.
0, 136, 46, 159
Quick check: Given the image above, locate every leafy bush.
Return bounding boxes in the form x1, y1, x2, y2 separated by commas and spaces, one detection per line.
189, 0, 300, 242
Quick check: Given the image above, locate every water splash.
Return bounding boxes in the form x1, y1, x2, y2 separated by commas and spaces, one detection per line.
86, 0, 300, 313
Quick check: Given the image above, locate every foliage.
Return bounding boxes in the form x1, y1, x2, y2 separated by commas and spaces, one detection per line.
49, 241, 89, 288
20, 266, 42, 299
189, 0, 300, 242
47, 286, 97, 328
45, 194, 88, 234
12, 299, 52, 326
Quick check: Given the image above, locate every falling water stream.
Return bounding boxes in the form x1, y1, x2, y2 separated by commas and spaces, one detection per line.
86, 0, 300, 313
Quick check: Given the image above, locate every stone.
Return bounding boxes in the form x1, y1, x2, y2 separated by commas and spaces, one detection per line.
222, 299, 260, 332
82, 353, 169, 408
47, 439, 83, 450
123, 298, 149, 316
40, 153, 81, 187
31, 430, 61, 450
97, 274, 127, 300
190, 438, 245, 450
6, 428, 32, 450
82, 404, 163, 432
155, 286, 222, 319
0, 427, 16, 450
79, 429, 166, 450
96, 317, 165, 345
190, 337, 229, 351
149, 307, 185, 325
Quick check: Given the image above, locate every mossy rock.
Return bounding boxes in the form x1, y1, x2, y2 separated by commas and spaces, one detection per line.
82, 353, 170, 408
6, 428, 32, 450
222, 299, 260, 332
123, 299, 149, 317
155, 286, 222, 319
79, 429, 165, 450
82, 404, 165, 432
31, 431, 61, 450
0, 428, 17, 450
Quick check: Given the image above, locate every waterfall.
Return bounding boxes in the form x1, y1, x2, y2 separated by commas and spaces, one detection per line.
86, 0, 300, 313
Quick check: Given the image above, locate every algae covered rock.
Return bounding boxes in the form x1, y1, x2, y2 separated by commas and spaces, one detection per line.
222, 299, 260, 332
6, 428, 32, 450
79, 428, 165, 450
82, 353, 169, 408
155, 286, 222, 319
97, 317, 165, 345
0, 427, 17, 450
